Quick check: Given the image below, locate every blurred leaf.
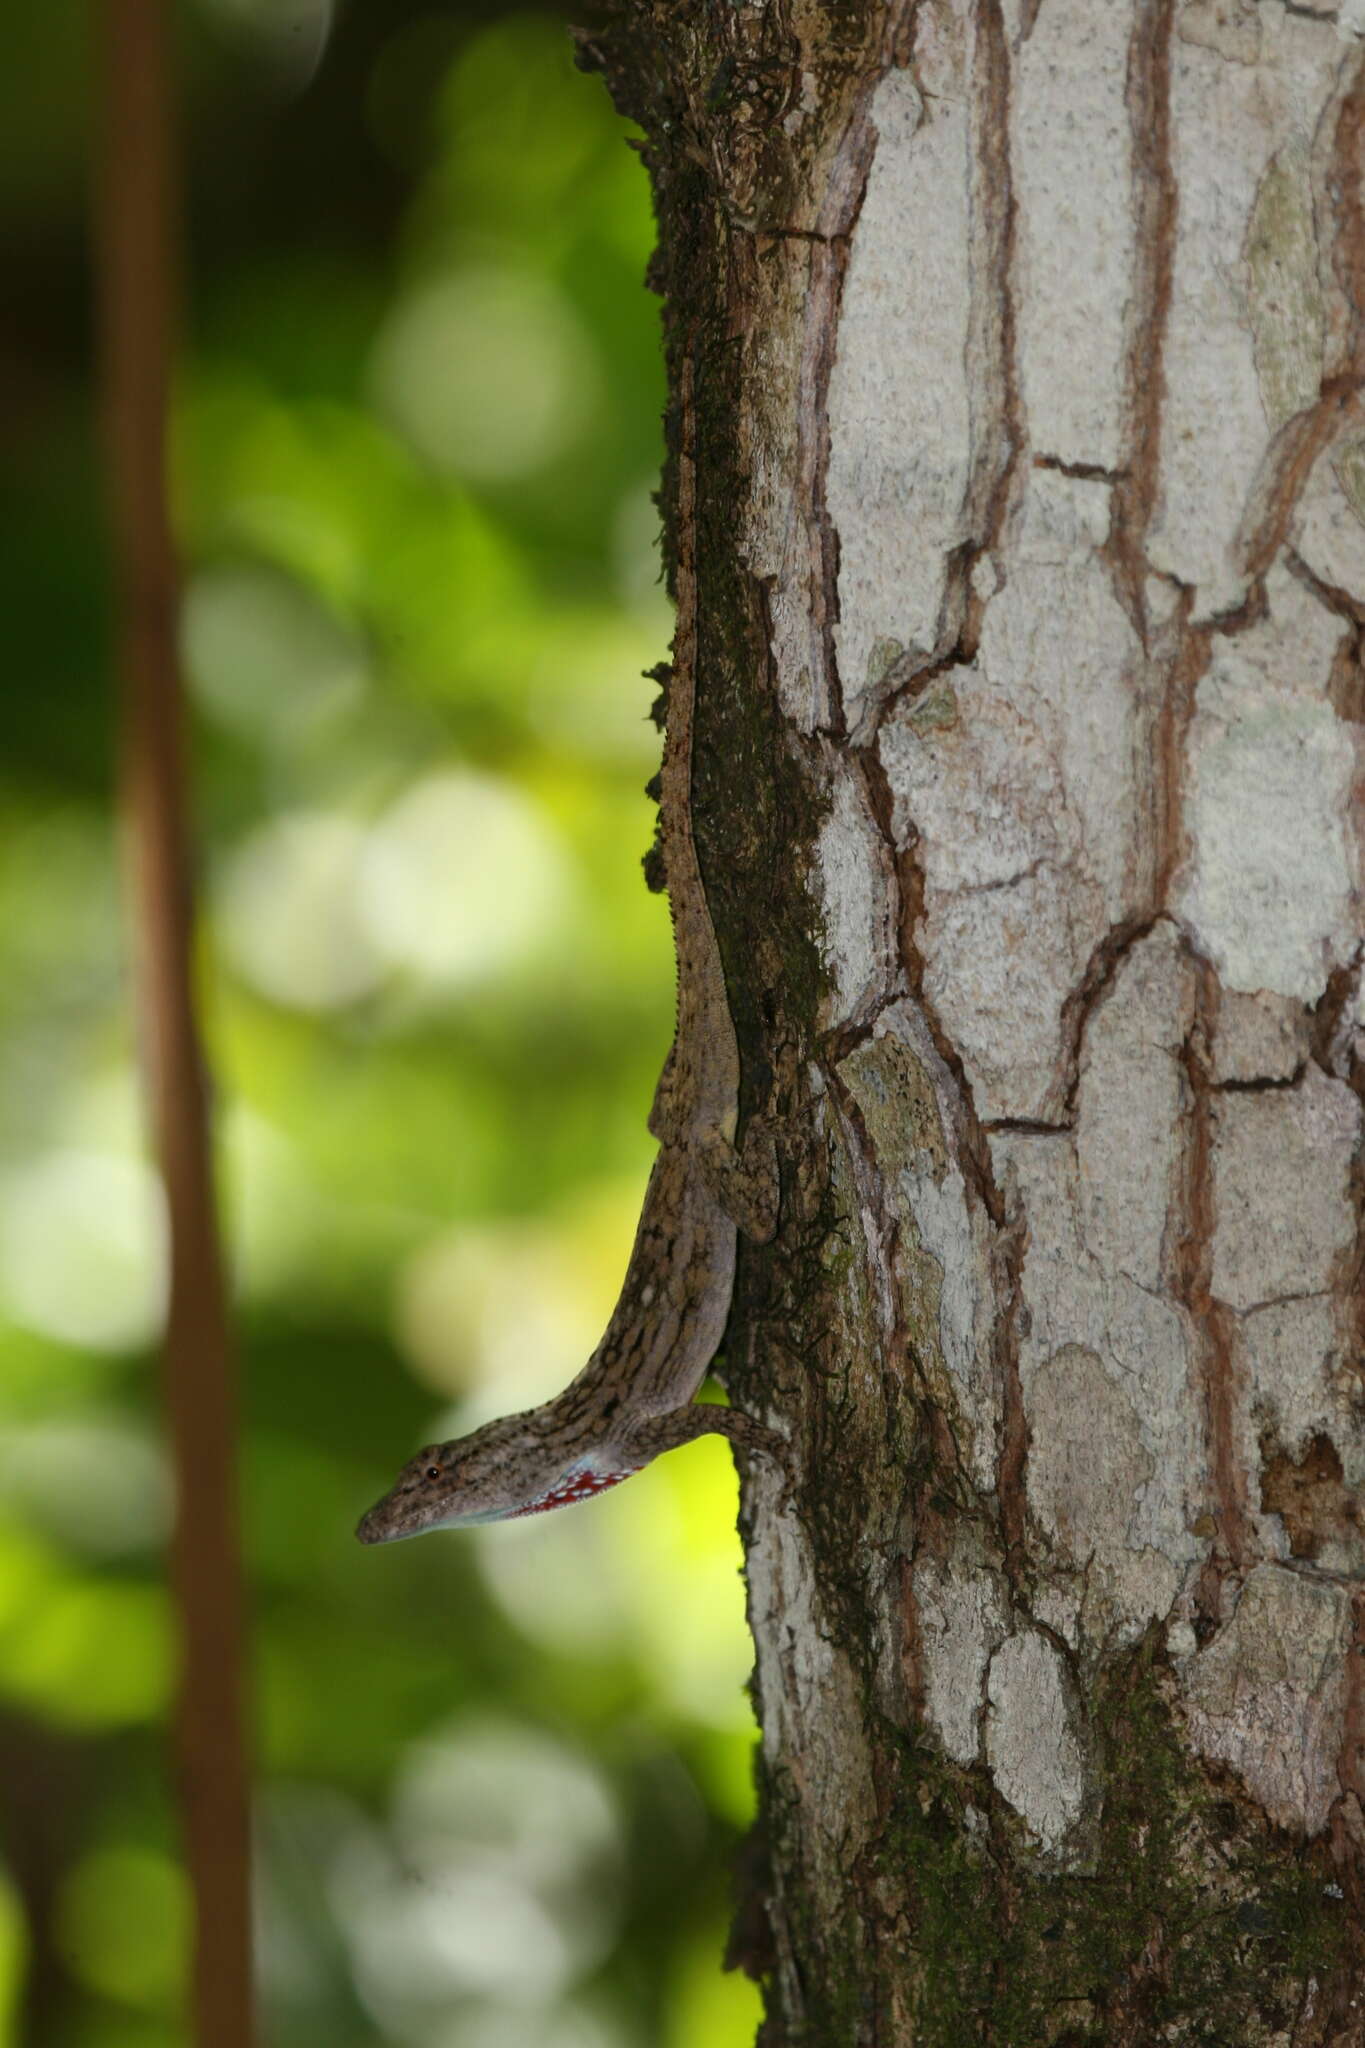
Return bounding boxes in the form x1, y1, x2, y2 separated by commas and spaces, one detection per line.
0, 9, 89, 224
0, 1562, 172, 1732
0, 1862, 23, 2048
56, 1845, 188, 2010
667, 1933, 763, 2048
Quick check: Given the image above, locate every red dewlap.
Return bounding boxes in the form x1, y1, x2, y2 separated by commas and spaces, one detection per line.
514, 1469, 637, 1517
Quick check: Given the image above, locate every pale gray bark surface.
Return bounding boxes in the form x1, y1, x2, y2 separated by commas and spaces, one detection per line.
588, 2, 1365, 2039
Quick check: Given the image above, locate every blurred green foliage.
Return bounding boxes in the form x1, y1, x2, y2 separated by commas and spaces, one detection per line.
0, 5, 761, 2043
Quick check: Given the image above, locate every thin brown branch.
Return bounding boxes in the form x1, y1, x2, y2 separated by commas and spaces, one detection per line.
93, 4, 255, 2042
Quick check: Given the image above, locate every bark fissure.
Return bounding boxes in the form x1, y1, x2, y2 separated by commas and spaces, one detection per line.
1152, 603, 1207, 919
1310, 951, 1364, 1076
1107, 0, 1178, 640
1176, 959, 1256, 1618
1331, 1590, 1365, 1900
1237, 374, 1365, 589
791, 0, 917, 738
1231, 54, 1365, 622
1055, 913, 1169, 1126
992, 1198, 1030, 1590
1214, 1063, 1310, 1094
1032, 454, 1130, 484
846, 0, 1027, 745
854, 742, 1007, 1233
959, 0, 1026, 661
1326, 54, 1365, 371
1285, 540, 1365, 634
855, 747, 919, 1017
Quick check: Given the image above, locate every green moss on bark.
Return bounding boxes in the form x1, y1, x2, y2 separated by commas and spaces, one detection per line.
838, 1638, 1348, 2047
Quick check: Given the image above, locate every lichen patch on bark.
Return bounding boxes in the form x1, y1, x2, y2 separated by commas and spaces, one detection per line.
985, 1630, 1088, 1856
1075, 921, 1196, 1292
913, 1544, 1009, 1766
1012, 0, 1135, 471
826, 66, 973, 727
1210, 1065, 1361, 1309
840, 1010, 1001, 1488
1174, 568, 1357, 1002
879, 473, 1147, 1123
1149, 15, 1345, 616
747, 1475, 882, 1882
1211, 987, 1312, 1082
815, 768, 898, 1024
1181, 1562, 1354, 1833
992, 1113, 1203, 1621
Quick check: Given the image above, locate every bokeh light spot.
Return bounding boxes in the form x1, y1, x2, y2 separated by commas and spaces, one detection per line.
217, 811, 384, 1012
439, 14, 599, 218
394, 1181, 637, 1401
0, 1151, 166, 1354
331, 1721, 621, 2030
526, 609, 672, 768
475, 1512, 631, 1659
359, 769, 571, 992
0, 1418, 169, 1555
194, 0, 334, 90
182, 562, 367, 745
425, 2000, 628, 2048
395, 1719, 620, 1890
370, 267, 601, 481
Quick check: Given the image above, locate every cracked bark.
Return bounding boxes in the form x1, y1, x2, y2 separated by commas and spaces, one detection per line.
584, 0, 1365, 2039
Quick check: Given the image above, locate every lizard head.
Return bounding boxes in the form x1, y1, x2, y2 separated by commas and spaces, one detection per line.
356, 1412, 544, 1542
356, 1409, 635, 1543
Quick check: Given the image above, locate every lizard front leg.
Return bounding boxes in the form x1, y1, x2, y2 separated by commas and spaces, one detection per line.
619, 1400, 784, 1468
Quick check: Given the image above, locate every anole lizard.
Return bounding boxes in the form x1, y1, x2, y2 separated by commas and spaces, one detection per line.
357, 354, 779, 1546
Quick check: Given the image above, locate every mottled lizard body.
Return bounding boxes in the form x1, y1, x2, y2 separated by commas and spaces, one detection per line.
357, 362, 777, 1546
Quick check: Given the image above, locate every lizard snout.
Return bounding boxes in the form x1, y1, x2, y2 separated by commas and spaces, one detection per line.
356, 1501, 397, 1544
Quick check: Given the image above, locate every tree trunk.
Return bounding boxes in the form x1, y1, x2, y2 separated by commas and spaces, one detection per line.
585, 2, 1365, 2040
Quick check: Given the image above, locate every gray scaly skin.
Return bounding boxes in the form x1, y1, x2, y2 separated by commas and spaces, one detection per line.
357, 354, 779, 1546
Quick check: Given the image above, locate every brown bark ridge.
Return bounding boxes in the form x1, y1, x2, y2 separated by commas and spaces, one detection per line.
581, 0, 1365, 2040
95, 4, 255, 2042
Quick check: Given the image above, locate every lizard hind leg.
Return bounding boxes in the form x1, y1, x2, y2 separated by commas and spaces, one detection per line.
648, 1043, 680, 1144
698, 1118, 780, 1243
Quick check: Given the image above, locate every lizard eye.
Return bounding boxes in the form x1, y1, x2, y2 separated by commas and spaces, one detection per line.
425, 1465, 442, 1481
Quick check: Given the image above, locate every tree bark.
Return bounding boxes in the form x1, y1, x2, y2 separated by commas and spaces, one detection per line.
585, 1, 1365, 2041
